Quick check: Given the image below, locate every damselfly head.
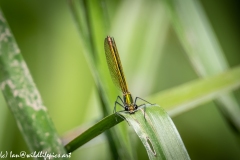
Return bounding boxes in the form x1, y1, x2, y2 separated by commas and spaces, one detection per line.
125, 104, 138, 114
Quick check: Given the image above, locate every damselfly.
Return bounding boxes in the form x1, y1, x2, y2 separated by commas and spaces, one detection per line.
104, 36, 153, 114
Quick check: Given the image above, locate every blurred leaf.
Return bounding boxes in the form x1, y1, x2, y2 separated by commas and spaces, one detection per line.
0, 9, 67, 157
150, 66, 240, 117
68, 0, 134, 159
165, 0, 240, 133
110, 0, 169, 96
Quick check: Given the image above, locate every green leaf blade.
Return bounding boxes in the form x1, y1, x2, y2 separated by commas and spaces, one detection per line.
150, 65, 240, 117
65, 114, 123, 153
0, 9, 67, 158
120, 105, 190, 160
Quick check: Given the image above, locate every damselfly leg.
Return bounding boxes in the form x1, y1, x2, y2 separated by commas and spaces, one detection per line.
134, 97, 154, 105
113, 96, 125, 113
134, 97, 155, 120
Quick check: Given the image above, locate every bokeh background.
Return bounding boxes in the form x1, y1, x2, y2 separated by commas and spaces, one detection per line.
0, 0, 240, 159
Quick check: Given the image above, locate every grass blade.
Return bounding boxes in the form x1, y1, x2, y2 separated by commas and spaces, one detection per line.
65, 114, 123, 153
120, 105, 190, 160
0, 9, 67, 157
150, 66, 240, 117
65, 104, 190, 160
68, 0, 134, 159
166, 0, 240, 132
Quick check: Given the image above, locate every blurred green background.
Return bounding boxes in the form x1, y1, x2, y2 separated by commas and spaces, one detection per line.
0, 0, 240, 159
